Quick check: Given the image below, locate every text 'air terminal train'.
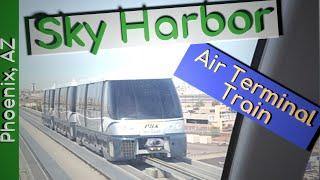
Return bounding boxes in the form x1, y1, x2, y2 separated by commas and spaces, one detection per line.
42, 78, 186, 161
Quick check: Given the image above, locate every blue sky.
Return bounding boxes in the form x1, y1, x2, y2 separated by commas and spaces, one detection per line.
20, 0, 257, 90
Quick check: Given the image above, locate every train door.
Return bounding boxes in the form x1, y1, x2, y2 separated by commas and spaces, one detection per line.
85, 82, 103, 132
66, 86, 77, 139
58, 87, 68, 122
54, 88, 60, 119
76, 84, 87, 127
85, 82, 103, 151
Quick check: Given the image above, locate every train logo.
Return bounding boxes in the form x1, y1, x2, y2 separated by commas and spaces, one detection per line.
144, 123, 159, 129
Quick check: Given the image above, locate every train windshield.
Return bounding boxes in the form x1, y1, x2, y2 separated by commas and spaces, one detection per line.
108, 79, 182, 120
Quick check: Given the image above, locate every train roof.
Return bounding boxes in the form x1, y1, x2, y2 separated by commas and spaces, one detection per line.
43, 76, 173, 91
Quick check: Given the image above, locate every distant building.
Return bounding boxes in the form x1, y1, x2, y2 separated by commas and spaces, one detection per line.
213, 105, 236, 133
20, 89, 43, 111
177, 81, 236, 135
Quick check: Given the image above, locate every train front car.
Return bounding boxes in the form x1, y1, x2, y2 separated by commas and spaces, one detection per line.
102, 79, 186, 161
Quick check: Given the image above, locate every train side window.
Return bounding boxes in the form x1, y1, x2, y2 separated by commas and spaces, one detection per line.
102, 81, 110, 118
47, 90, 50, 112
54, 89, 60, 113
43, 90, 46, 112
76, 84, 87, 127
49, 90, 55, 110
59, 87, 68, 121
67, 87, 76, 113
43, 90, 49, 113
86, 82, 103, 131
43, 90, 47, 103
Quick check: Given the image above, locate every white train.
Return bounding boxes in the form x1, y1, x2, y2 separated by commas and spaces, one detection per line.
42, 78, 186, 161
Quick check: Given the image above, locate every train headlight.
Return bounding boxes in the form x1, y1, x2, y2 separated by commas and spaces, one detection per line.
169, 122, 183, 130
175, 123, 182, 130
